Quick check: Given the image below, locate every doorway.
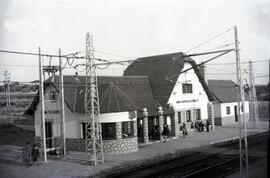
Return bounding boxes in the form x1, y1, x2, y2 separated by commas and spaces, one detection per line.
45, 121, 53, 148
148, 117, 159, 141
234, 106, 238, 122
137, 118, 144, 142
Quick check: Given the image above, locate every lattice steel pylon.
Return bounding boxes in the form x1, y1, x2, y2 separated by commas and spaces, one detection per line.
234, 26, 249, 178
248, 61, 260, 130
84, 33, 104, 166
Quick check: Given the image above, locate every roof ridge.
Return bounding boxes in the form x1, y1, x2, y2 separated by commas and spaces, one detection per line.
111, 83, 140, 109
137, 52, 184, 59
100, 83, 140, 112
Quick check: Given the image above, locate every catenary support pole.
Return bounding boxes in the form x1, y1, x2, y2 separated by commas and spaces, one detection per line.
248, 61, 260, 130
85, 33, 104, 165
234, 25, 249, 178
39, 47, 47, 162
59, 49, 66, 155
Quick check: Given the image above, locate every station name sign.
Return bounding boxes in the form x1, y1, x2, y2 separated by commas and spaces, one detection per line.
176, 99, 198, 104
45, 110, 60, 114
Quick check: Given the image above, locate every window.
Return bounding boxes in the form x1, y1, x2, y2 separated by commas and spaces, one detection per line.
81, 123, 116, 140
182, 84, 193, 94
81, 123, 90, 139
241, 105, 243, 112
195, 109, 201, 120
226, 106, 231, 115
49, 91, 56, 101
186, 110, 191, 122
178, 111, 182, 123
102, 123, 116, 140
122, 121, 134, 138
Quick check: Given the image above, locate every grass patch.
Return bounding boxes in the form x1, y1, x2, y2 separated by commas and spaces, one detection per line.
0, 125, 35, 146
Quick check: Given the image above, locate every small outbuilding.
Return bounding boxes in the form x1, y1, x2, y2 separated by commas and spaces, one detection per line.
208, 80, 249, 126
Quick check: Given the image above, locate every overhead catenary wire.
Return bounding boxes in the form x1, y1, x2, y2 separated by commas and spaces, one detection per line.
1, 58, 268, 68
95, 50, 136, 60
0, 49, 84, 59
185, 27, 234, 53
200, 42, 236, 53
207, 59, 270, 65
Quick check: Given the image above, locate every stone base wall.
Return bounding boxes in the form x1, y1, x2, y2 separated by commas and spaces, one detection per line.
103, 137, 138, 154
215, 114, 249, 126
66, 138, 85, 152
35, 136, 138, 154
35, 137, 61, 148
214, 117, 222, 126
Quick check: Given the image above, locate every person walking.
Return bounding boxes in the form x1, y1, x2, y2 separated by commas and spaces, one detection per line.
182, 123, 187, 138
31, 144, 40, 165
162, 124, 169, 142
22, 142, 32, 167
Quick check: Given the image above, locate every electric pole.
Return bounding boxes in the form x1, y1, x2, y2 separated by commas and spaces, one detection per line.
39, 47, 47, 162
84, 33, 104, 165
59, 49, 66, 155
248, 61, 260, 130
234, 25, 249, 178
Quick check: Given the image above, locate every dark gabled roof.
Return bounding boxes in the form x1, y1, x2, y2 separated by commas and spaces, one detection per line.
123, 52, 216, 106
208, 80, 248, 103
99, 83, 140, 113
25, 75, 174, 118
70, 75, 173, 117
123, 52, 185, 106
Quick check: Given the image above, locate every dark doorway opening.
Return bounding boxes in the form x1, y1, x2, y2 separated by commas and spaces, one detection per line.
148, 117, 159, 141
137, 119, 144, 143
234, 106, 238, 122
45, 121, 53, 148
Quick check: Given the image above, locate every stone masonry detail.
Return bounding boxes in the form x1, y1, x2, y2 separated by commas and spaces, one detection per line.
158, 106, 164, 140
102, 137, 138, 154
143, 108, 149, 143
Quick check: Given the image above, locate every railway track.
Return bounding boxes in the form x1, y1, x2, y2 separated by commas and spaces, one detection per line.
110, 132, 268, 178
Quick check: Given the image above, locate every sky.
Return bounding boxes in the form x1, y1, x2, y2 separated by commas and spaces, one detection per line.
0, 0, 269, 84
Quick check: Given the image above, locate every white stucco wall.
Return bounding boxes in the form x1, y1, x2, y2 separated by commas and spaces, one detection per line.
220, 101, 249, 118
213, 103, 221, 118
168, 63, 209, 121
35, 86, 77, 138
34, 85, 136, 139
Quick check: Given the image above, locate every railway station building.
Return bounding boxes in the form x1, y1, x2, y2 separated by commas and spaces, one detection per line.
26, 52, 248, 154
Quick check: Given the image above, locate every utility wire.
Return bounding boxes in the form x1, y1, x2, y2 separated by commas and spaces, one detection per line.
95, 50, 136, 60
207, 59, 270, 65
200, 42, 235, 53
185, 27, 234, 53
0, 49, 83, 59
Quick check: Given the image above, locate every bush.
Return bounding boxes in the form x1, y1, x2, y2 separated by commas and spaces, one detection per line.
0, 123, 15, 129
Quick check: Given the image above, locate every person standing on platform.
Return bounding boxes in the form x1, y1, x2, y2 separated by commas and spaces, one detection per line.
182, 123, 187, 138
22, 142, 32, 167
31, 144, 40, 165
206, 120, 210, 132
162, 124, 169, 142
154, 125, 159, 140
